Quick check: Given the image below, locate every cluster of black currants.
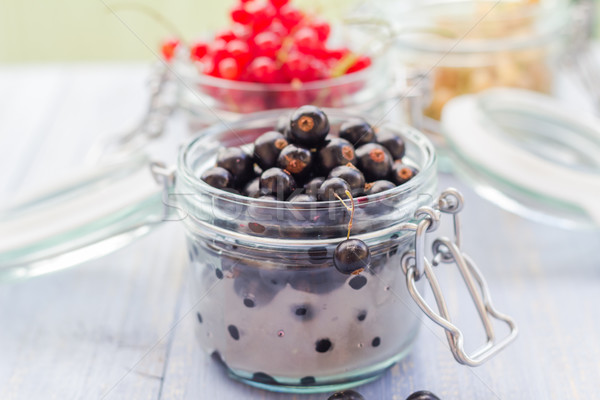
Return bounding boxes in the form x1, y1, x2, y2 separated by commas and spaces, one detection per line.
201, 105, 418, 203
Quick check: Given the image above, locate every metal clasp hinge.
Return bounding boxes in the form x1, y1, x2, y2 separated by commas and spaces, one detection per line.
401, 188, 518, 366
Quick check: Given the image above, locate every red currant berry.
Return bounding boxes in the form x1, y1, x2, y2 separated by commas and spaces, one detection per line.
161, 38, 179, 61
190, 41, 208, 61
269, 0, 290, 9
347, 56, 372, 73
248, 3, 276, 32
218, 58, 241, 80
311, 18, 331, 41
230, 3, 252, 24
283, 51, 309, 80
248, 57, 278, 83
208, 39, 229, 63
254, 31, 283, 58
226, 39, 252, 66
294, 27, 319, 53
279, 4, 304, 29
215, 28, 236, 42
328, 47, 350, 60
268, 20, 289, 38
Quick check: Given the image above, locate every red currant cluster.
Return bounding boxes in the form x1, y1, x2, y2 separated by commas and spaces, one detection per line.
161, 0, 372, 112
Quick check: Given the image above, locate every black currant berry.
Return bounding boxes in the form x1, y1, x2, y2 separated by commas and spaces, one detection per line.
317, 177, 351, 201
275, 114, 291, 135
216, 147, 253, 186
328, 165, 365, 195
243, 177, 262, 198
328, 390, 365, 400
201, 166, 233, 189
406, 391, 441, 400
376, 130, 406, 160
339, 118, 375, 147
290, 105, 330, 146
390, 162, 418, 185
288, 193, 318, 202
260, 168, 296, 198
365, 180, 396, 195
304, 176, 326, 196
333, 239, 371, 274
318, 138, 357, 173
277, 144, 312, 178
355, 143, 393, 181
254, 130, 289, 170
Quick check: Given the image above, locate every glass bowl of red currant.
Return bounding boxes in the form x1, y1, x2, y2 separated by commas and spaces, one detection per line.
173, 106, 438, 393
165, 0, 399, 124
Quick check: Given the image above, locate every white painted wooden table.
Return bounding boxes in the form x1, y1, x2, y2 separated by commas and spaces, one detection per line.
0, 64, 599, 400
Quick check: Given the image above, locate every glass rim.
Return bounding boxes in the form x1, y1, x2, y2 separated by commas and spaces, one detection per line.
178, 108, 437, 211
392, 0, 568, 54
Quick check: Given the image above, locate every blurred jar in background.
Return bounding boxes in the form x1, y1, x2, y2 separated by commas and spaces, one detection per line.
384, 0, 568, 121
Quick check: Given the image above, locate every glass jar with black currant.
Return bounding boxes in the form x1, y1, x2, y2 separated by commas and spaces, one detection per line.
172, 107, 516, 393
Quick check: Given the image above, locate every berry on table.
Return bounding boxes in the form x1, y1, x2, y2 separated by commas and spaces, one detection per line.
406, 391, 441, 400
355, 143, 393, 181
290, 105, 330, 146
328, 390, 365, 400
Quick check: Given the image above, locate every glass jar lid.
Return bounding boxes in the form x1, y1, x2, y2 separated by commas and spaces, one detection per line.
441, 87, 600, 229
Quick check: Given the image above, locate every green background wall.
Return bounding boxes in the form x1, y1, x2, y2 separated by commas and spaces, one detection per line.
0, 0, 359, 62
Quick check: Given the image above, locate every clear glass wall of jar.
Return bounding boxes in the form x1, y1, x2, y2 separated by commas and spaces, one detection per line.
387, 0, 568, 121
174, 109, 437, 393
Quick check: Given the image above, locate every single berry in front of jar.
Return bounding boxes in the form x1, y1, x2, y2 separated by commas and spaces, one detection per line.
376, 130, 406, 160
290, 105, 330, 146
277, 144, 313, 178
406, 391, 441, 400
201, 166, 233, 189
328, 165, 365, 195
260, 167, 296, 198
339, 118, 375, 147
216, 147, 253, 186
355, 143, 393, 181
318, 138, 357, 173
253, 130, 289, 170
318, 177, 351, 201
391, 162, 418, 185
333, 239, 371, 274
328, 390, 365, 400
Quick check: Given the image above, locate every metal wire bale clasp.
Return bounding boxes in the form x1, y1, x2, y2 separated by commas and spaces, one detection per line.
401, 189, 518, 367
